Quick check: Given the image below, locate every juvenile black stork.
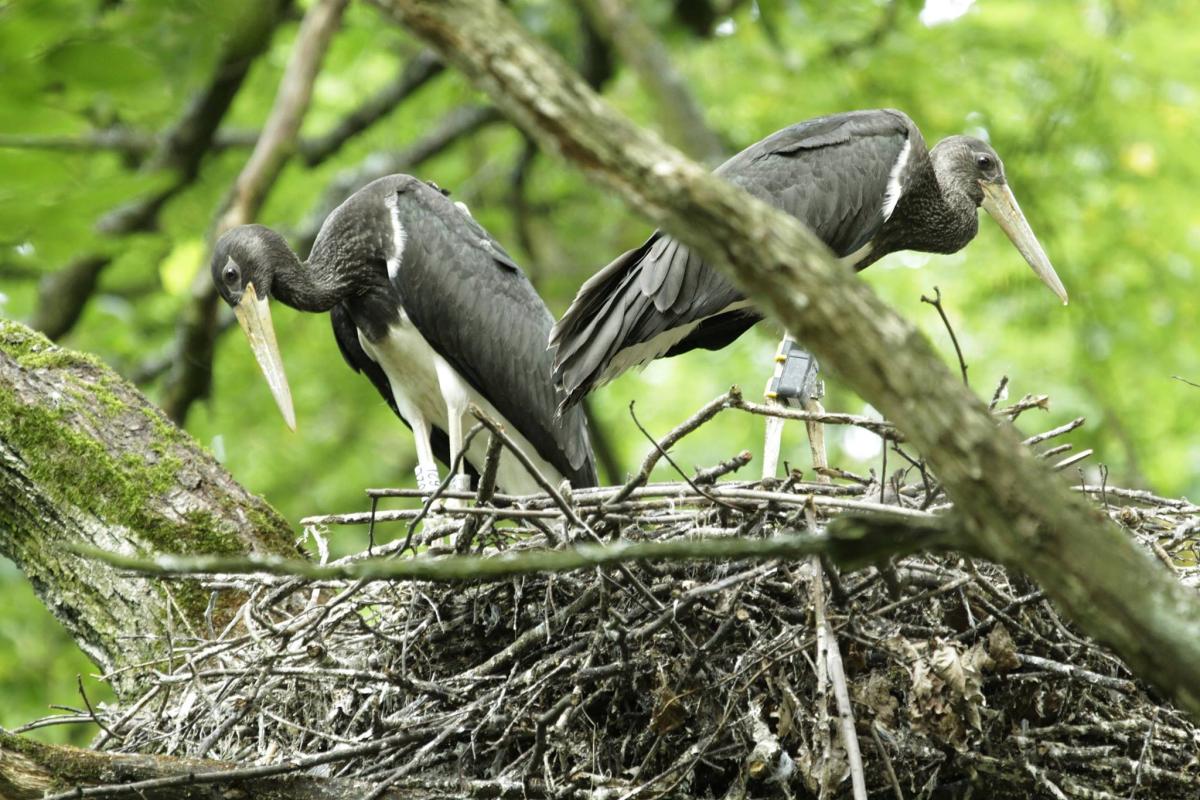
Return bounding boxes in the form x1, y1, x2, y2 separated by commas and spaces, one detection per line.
211, 175, 597, 495
550, 109, 1068, 408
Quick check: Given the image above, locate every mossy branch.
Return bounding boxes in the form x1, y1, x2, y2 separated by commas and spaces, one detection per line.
78, 513, 953, 583
0, 320, 299, 696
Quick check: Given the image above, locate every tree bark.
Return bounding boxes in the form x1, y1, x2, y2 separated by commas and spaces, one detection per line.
0, 321, 298, 697
375, 0, 1200, 716
581, 0, 726, 164
0, 729, 484, 800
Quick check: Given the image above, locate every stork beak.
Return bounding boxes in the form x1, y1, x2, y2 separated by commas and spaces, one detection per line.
232, 282, 296, 431
981, 182, 1068, 305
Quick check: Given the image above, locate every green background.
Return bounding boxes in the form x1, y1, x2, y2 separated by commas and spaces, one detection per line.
1, 0, 1196, 744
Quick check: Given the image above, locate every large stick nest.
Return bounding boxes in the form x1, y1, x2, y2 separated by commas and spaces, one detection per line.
57, 389, 1200, 799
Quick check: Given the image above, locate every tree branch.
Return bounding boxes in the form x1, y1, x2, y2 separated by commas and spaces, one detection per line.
299, 49, 444, 166
0, 728, 539, 800
80, 512, 949, 582
374, 0, 1200, 717
0, 321, 297, 695
581, 0, 725, 164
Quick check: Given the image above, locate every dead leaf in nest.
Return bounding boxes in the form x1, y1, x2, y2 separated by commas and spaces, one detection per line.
651, 685, 688, 734
931, 641, 968, 696
853, 672, 899, 729
987, 625, 1021, 672
905, 638, 987, 749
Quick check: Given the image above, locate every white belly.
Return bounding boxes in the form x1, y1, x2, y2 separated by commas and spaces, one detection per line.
357, 316, 566, 495
601, 298, 754, 384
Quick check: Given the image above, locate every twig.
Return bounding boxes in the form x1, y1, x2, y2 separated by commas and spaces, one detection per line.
813, 551, 867, 800
1023, 417, 1085, 446
76, 675, 121, 742
1053, 449, 1094, 471
604, 390, 734, 508
733, 393, 901, 440
468, 407, 583, 541
457, 432, 504, 552
1018, 654, 1138, 693
870, 722, 905, 800
693, 450, 753, 485
627, 401, 743, 512
995, 394, 1050, 419
920, 286, 968, 386
988, 375, 1010, 411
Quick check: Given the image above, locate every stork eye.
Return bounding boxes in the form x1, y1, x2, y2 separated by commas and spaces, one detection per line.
976, 154, 995, 170
223, 264, 240, 285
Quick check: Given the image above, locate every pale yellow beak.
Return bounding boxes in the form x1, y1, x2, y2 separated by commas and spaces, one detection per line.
232, 281, 296, 431
981, 181, 1069, 305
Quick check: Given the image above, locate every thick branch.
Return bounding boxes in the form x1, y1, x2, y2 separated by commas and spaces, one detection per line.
83, 513, 949, 582
376, 0, 1200, 716
0, 321, 297, 695
161, 0, 349, 424
581, 0, 725, 164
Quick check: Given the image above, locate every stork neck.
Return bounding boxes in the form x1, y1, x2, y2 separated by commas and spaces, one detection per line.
891, 162, 979, 255
270, 250, 348, 313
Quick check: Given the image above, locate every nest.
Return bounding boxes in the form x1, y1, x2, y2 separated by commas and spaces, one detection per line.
69, 388, 1200, 798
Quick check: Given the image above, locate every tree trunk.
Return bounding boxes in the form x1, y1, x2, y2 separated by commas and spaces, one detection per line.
0, 321, 299, 697
375, 0, 1200, 716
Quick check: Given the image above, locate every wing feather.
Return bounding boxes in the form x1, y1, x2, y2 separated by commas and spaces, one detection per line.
386, 180, 597, 487
552, 109, 918, 406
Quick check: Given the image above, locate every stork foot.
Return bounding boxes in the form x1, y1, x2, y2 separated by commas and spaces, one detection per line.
443, 473, 472, 511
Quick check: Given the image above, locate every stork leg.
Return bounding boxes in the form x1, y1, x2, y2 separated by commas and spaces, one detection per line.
408, 409, 442, 496
435, 357, 473, 511
762, 334, 823, 478
381, 382, 440, 499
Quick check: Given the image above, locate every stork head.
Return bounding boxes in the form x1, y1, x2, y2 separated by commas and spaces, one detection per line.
931, 136, 1068, 304
211, 225, 296, 431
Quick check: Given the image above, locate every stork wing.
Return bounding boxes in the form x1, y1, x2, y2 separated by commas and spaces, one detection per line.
386, 181, 597, 487
551, 109, 915, 407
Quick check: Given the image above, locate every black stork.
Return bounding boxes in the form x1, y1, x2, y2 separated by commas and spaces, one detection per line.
211, 175, 597, 496
550, 109, 1068, 408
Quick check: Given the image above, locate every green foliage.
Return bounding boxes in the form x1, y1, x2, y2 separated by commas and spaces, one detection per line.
0, 0, 1198, 739
0, 560, 110, 745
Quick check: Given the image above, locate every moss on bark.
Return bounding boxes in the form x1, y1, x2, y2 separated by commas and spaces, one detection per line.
0, 320, 302, 692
